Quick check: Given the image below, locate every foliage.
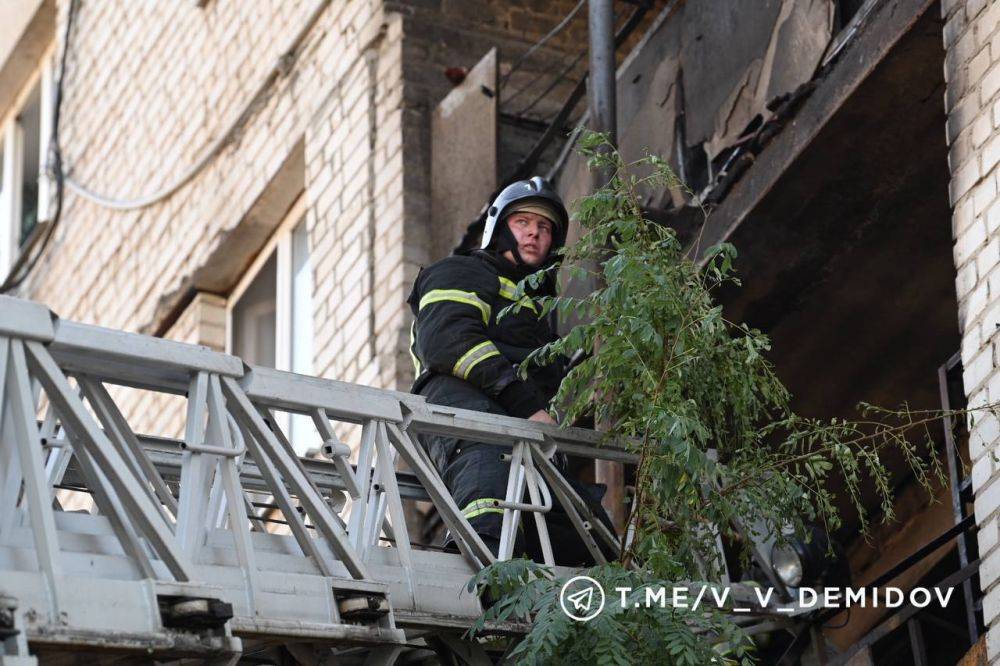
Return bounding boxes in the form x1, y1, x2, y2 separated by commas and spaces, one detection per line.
467, 560, 748, 665
474, 133, 973, 663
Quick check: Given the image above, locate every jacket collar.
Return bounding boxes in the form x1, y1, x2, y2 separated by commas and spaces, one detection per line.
471, 249, 557, 297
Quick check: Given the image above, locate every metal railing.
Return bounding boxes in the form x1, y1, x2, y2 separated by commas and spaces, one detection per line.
0, 295, 637, 663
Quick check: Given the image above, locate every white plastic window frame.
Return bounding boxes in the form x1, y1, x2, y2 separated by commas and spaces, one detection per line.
0, 47, 55, 282
226, 195, 317, 453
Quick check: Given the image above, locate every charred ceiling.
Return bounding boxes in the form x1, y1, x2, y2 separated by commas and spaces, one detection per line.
701, 0, 953, 539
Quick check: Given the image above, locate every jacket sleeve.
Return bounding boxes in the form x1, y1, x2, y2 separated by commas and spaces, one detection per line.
409, 259, 549, 418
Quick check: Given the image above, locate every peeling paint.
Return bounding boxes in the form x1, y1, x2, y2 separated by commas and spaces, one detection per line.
705, 0, 834, 159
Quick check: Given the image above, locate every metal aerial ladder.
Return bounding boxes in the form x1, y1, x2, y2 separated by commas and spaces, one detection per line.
0, 295, 808, 664
0, 294, 644, 664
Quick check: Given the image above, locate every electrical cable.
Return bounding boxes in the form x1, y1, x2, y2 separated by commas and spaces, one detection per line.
501, 1, 587, 109
499, 0, 585, 89
515, 47, 587, 117
545, 118, 586, 183
0, 0, 78, 294
64, 0, 329, 211
511, 2, 650, 182
2, 0, 330, 292
504, 0, 636, 116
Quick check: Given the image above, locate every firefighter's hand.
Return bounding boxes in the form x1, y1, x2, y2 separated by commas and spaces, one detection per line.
528, 409, 557, 425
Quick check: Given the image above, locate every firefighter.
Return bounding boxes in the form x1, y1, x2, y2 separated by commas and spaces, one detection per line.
407, 176, 612, 565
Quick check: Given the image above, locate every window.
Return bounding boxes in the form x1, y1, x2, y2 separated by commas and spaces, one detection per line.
0, 53, 53, 281
228, 197, 318, 454
18, 83, 41, 245
232, 252, 278, 367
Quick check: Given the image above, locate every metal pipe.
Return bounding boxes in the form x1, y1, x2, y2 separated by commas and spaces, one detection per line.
588, 0, 617, 146
589, 0, 626, 532
181, 440, 246, 458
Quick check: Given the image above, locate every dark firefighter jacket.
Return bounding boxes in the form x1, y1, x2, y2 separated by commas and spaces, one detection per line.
407, 250, 565, 469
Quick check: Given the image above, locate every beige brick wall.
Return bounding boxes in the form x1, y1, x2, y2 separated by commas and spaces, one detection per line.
19, 0, 410, 402
5, 0, 601, 449
944, 0, 1000, 660
14, 0, 618, 383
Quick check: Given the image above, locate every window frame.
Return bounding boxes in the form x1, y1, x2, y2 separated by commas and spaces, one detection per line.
0, 46, 55, 283
225, 194, 308, 370
226, 195, 316, 453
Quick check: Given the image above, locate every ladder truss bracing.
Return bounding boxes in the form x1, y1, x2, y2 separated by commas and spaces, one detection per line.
0, 295, 638, 663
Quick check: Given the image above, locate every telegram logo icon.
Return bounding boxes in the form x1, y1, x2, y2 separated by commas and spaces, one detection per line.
559, 575, 605, 622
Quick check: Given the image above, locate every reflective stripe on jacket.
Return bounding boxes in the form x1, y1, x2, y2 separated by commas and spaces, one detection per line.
406, 250, 564, 418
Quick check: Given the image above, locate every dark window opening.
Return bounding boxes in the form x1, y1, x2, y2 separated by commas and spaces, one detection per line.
18, 82, 41, 246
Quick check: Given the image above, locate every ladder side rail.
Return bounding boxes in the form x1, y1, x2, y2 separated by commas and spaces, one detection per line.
239, 364, 403, 424
49, 319, 244, 384
5, 339, 63, 615
12, 300, 635, 572
402, 399, 638, 464
220, 375, 369, 580
23, 339, 195, 582
46, 314, 630, 465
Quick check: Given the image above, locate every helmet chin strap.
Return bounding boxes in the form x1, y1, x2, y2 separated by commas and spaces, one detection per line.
495, 223, 530, 268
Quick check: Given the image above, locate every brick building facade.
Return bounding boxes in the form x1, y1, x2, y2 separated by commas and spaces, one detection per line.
0, 0, 595, 442
3, 0, 999, 661
944, 0, 1000, 660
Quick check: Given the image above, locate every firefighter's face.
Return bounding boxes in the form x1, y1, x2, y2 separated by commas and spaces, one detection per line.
504, 212, 553, 267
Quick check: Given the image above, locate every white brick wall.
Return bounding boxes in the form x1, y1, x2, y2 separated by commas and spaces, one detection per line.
17, 0, 413, 412
944, 1, 1000, 660
6, 0, 591, 447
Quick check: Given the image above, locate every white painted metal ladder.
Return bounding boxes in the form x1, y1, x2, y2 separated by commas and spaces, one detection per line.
0, 295, 634, 664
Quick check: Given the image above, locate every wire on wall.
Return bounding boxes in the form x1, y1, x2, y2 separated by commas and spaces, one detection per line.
64, 0, 330, 211
2, 0, 331, 293
0, 0, 79, 294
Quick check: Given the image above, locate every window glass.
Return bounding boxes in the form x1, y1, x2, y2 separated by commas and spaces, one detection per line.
232, 252, 277, 367
229, 213, 317, 455
18, 83, 41, 245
